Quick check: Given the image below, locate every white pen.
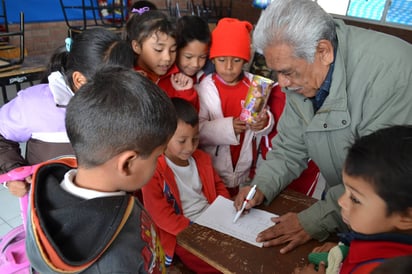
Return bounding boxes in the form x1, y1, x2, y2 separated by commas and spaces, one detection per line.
233, 185, 257, 223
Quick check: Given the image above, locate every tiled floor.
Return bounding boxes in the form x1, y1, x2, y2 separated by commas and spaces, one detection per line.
0, 83, 32, 237
0, 184, 23, 237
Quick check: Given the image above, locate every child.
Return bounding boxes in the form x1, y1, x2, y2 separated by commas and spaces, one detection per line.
175, 16, 211, 84
155, 15, 212, 111
142, 98, 230, 273
294, 125, 412, 274
126, 11, 199, 110
197, 18, 274, 196
161, 15, 213, 111
0, 28, 134, 197
25, 66, 177, 273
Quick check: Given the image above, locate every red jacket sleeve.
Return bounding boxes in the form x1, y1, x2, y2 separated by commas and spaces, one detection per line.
141, 161, 190, 237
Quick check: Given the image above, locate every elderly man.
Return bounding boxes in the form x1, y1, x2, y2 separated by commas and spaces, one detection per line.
235, 0, 412, 253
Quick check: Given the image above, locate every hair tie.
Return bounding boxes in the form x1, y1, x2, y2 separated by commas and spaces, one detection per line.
131, 6, 150, 15
65, 37, 73, 52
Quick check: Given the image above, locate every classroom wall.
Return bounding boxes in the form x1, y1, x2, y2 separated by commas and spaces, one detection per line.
8, 21, 68, 57
4, 1, 411, 58
148, 0, 262, 23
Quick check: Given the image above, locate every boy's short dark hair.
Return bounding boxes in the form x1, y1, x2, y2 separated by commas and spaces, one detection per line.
66, 66, 177, 167
344, 125, 412, 215
171, 97, 198, 127
176, 15, 211, 50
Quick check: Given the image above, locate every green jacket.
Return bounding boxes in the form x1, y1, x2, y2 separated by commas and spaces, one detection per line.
253, 20, 412, 241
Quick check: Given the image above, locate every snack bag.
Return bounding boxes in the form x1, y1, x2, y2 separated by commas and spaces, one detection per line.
240, 75, 274, 123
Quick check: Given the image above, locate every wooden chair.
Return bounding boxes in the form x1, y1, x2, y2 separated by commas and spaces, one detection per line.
196, 0, 232, 23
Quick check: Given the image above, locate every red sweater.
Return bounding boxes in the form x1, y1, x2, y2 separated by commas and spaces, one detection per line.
134, 64, 199, 111
141, 149, 230, 263
340, 234, 412, 273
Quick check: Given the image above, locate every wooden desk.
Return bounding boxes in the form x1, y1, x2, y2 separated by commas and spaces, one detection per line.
0, 55, 47, 103
177, 190, 320, 274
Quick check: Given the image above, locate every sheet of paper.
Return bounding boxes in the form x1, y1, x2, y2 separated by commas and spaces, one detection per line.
194, 195, 278, 247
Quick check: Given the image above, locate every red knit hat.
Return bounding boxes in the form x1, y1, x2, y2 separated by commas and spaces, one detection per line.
210, 18, 253, 62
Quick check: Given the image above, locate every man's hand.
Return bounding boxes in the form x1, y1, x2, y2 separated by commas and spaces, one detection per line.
256, 212, 312, 253
293, 262, 326, 274
234, 185, 265, 210
7, 178, 30, 197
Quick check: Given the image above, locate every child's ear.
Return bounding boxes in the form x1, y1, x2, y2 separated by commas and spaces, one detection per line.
131, 40, 142, 55
395, 208, 412, 231
117, 150, 139, 176
72, 71, 87, 91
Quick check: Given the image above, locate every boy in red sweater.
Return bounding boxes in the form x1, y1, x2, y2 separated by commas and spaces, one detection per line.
294, 126, 412, 274
142, 98, 229, 273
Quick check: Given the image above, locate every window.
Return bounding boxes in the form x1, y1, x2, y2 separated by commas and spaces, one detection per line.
316, 0, 412, 29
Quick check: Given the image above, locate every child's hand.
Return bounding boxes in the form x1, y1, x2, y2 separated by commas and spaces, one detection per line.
171, 73, 194, 90
233, 117, 247, 135
7, 178, 30, 197
249, 110, 268, 131
312, 242, 337, 253
293, 262, 326, 274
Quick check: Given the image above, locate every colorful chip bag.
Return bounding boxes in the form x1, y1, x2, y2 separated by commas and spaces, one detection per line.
240, 75, 274, 123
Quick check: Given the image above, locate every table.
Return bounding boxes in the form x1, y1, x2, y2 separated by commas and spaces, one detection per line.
177, 190, 321, 274
0, 55, 47, 103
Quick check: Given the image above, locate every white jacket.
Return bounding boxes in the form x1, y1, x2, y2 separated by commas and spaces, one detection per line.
198, 72, 274, 188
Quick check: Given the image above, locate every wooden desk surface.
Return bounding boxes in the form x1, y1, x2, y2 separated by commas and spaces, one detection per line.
0, 55, 46, 78
0, 55, 47, 103
177, 190, 320, 274
0, 55, 47, 87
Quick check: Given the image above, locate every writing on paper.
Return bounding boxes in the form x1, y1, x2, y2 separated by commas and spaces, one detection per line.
194, 195, 278, 247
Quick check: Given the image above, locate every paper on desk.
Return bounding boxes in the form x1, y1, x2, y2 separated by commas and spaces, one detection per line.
194, 195, 278, 247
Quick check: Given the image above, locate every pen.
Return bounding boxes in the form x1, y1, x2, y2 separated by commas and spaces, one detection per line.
233, 185, 257, 223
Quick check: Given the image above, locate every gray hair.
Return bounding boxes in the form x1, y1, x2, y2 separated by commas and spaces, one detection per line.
253, 0, 337, 63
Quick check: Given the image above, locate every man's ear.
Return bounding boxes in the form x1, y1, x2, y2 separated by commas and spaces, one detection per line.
395, 208, 412, 231
131, 40, 142, 55
117, 150, 139, 176
317, 39, 334, 66
72, 71, 87, 91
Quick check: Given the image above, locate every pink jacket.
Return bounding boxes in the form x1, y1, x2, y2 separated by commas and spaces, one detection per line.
141, 149, 230, 263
